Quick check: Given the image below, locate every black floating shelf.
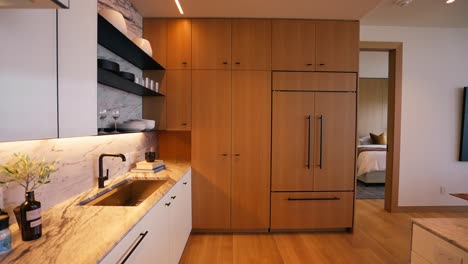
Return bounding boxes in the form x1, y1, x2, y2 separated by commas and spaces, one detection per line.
98, 68, 164, 97
98, 14, 165, 70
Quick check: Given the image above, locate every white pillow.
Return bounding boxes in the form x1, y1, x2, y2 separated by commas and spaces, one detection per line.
359, 136, 372, 145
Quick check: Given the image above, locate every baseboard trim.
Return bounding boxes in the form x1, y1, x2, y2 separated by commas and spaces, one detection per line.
397, 205, 468, 213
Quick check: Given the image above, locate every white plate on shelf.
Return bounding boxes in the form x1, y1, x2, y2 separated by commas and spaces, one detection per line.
117, 121, 146, 132
128, 119, 155, 130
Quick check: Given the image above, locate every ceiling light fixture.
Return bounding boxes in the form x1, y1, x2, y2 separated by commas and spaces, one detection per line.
393, 0, 413, 7
174, 0, 184, 14
446, 0, 455, 3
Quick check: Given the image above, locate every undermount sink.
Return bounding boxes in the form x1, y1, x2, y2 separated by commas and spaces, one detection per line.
79, 179, 167, 206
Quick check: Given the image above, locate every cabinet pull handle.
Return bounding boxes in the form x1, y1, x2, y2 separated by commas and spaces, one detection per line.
171, 196, 176, 199
318, 115, 323, 169
318, 63, 325, 66
183, 182, 188, 185
306, 63, 313, 66
121, 231, 149, 263
182, 61, 187, 65
222, 61, 228, 65
165, 202, 171, 207
287, 197, 340, 201
181, 123, 187, 126
306, 115, 311, 169
235, 62, 240, 65
221, 153, 228, 156
233, 154, 240, 157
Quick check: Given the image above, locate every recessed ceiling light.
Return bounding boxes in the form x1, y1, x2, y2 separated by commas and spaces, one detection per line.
446, 0, 455, 3
393, 0, 413, 7
174, 0, 184, 14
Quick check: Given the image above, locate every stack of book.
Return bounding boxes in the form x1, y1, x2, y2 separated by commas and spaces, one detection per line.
130, 160, 165, 173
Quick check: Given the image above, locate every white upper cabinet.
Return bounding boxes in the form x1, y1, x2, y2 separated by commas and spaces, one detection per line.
0, 10, 58, 142
58, 0, 97, 138
0, 0, 97, 142
0, 0, 69, 9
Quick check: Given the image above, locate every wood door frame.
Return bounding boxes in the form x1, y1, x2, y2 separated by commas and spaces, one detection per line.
360, 41, 402, 213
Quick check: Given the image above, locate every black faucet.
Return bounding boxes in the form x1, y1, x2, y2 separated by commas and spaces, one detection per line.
98, 153, 126, 188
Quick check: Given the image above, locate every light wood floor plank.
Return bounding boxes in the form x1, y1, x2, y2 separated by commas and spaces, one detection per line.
180, 200, 468, 263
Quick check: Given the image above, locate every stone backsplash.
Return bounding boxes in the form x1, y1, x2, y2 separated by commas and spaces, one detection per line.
0, 132, 158, 221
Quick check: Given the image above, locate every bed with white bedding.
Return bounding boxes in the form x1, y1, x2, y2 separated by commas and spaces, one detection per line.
357, 144, 386, 184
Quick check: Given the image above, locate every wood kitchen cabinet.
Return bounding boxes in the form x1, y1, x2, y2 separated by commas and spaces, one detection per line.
270, 192, 354, 230
272, 20, 358, 72
166, 70, 191, 131
192, 70, 232, 229
272, 20, 316, 71
315, 21, 359, 72
231, 19, 271, 70
231, 71, 271, 230
167, 19, 191, 69
143, 19, 167, 68
191, 19, 231, 70
192, 70, 271, 230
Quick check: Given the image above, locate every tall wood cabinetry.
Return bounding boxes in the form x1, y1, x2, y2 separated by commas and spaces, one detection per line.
143, 19, 192, 131
143, 18, 358, 232
191, 71, 271, 231
269, 20, 358, 231
191, 19, 272, 231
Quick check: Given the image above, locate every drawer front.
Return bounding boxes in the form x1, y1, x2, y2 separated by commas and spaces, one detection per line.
271, 192, 354, 230
412, 225, 466, 264
411, 251, 431, 264
272, 72, 356, 92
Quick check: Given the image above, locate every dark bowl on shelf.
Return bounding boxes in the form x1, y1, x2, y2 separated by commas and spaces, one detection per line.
98, 59, 120, 73
118, 71, 135, 82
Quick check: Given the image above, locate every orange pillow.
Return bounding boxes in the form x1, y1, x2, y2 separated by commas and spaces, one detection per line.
370, 133, 387, 145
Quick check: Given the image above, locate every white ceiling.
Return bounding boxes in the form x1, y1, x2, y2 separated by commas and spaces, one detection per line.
361, 0, 468, 28
130, 0, 382, 20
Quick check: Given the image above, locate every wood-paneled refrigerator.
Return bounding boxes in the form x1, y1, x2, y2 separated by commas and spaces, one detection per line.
270, 72, 357, 230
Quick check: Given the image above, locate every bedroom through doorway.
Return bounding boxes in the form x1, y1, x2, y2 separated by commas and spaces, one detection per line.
356, 51, 389, 201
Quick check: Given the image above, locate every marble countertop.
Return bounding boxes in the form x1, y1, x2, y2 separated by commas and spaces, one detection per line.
0, 160, 191, 264
413, 218, 468, 252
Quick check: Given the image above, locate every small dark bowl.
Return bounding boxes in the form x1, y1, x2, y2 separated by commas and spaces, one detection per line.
145, 152, 156, 162
118, 71, 135, 82
98, 59, 120, 73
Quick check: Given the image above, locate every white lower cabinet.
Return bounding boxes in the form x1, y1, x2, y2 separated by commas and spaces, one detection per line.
101, 169, 192, 264
169, 170, 192, 263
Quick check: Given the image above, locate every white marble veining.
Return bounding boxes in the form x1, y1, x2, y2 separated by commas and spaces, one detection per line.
97, 0, 145, 130
0, 132, 158, 221
97, 0, 143, 40
97, 83, 143, 128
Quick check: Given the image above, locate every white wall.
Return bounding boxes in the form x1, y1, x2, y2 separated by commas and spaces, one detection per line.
361, 26, 468, 206
359, 51, 389, 78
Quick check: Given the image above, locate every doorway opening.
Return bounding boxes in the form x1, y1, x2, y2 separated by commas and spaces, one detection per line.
356, 51, 389, 201
358, 42, 402, 213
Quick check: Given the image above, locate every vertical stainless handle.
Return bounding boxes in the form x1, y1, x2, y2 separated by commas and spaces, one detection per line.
319, 115, 323, 169
121, 231, 149, 263
306, 115, 311, 169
